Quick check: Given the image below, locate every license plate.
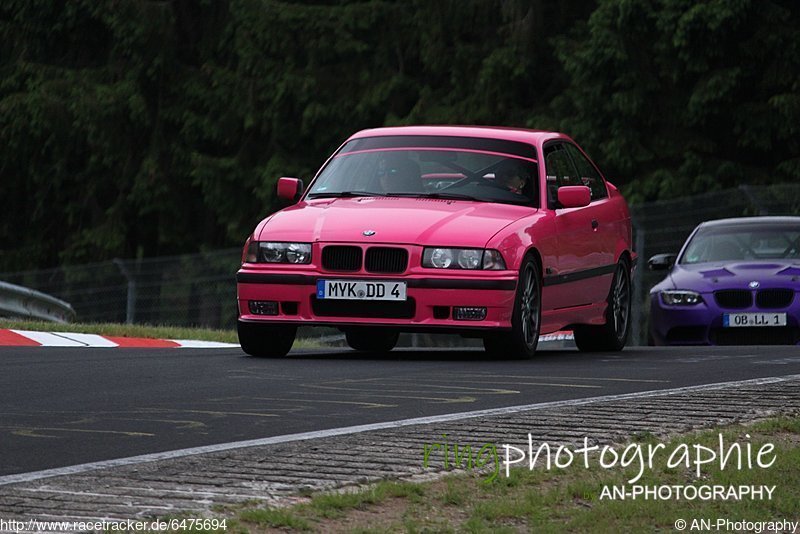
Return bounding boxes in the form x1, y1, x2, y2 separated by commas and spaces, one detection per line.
316, 280, 407, 301
722, 312, 787, 328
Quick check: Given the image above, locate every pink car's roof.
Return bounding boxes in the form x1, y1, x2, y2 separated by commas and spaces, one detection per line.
348, 125, 570, 146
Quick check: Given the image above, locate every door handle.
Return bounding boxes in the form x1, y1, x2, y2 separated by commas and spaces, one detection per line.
591, 219, 599, 230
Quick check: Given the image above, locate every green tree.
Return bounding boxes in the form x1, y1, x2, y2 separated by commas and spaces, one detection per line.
549, 0, 800, 202
4, 0, 795, 272
2, 0, 586, 270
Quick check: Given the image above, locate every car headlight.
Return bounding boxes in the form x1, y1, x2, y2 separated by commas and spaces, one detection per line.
661, 290, 703, 306
422, 248, 506, 270
245, 241, 312, 264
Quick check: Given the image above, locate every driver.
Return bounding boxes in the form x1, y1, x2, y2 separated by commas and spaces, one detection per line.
495, 160, 529, 194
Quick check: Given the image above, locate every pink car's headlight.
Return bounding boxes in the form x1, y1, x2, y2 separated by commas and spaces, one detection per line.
422, 248, 506, 270
246, 241, 312, 264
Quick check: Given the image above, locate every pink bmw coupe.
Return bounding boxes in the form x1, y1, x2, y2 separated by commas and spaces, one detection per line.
236, 126, 636, 358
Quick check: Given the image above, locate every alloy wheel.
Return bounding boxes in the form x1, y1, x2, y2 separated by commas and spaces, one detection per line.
520, 263, 540, 348
612, 265, 630, 340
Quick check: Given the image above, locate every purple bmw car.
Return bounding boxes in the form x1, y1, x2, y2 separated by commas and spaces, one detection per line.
648, 217, 800, 346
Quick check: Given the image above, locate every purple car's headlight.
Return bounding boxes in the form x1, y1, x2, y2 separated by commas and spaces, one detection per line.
246, 241, 312, 264
422, 248, 506, 270
661, 290, 703, 306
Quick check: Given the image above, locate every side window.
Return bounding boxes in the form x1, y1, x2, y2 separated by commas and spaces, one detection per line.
544, 143, 580, 209
565, 144, 608, 201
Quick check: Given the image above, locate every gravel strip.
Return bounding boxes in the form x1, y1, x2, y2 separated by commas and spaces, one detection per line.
1, 377, 799, 523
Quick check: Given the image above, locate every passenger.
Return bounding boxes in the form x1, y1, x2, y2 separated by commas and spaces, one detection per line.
376, 154, 422, 193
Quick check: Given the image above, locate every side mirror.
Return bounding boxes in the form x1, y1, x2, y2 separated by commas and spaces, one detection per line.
277, 177, 304, 205
557, 186, 591, 208
648, 253, 677, 271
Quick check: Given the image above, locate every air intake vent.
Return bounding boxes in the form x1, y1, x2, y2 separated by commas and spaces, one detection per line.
714, 290, 751, 309
756, 289, 794, 309
312, 297, 415, 319
322, 246, 362, 271
365, 247, 408, 274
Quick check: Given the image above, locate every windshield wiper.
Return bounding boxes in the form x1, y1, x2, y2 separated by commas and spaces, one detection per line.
387, 192, 483, 201
306, 190, 385, 199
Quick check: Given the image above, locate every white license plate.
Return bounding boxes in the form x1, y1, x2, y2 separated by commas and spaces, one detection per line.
316, 280, 407, 301
723, 312, 787, 328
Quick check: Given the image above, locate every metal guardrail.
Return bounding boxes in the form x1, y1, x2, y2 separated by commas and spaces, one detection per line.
0, 281, 76, 323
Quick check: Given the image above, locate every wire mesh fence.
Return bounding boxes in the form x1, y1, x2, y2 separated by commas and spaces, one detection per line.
2, 184, 798, 345
0, 249, 242, 329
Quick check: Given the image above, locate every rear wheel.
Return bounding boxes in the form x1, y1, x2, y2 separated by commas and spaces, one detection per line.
237, 321, 297, 357
574, 260, 631, 352
345, 327, 399, 352
483, 256, 541, 359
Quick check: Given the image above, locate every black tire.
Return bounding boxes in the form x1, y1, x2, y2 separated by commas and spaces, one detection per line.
573, 260, 631, 352
345, 327, 399, 352
237, 321, 297, 357
483, 256, 541, 359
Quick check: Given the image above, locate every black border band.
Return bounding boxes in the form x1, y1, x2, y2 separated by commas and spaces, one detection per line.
240, 265, 620, 289
340, 135, 537, 160
236, 273, 315, 285
542, 264, 617, 287
237, 273, 515, 291
407, 279, 516, 290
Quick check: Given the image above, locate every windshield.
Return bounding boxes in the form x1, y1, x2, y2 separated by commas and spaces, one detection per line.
680, 223, 800, 264
307, 148, 538, 206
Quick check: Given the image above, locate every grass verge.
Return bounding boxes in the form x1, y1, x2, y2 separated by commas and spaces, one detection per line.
205, 415, 800, 533
0, 319, 324, 349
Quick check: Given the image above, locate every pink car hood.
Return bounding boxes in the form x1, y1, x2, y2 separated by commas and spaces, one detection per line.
256, 197, 534, 247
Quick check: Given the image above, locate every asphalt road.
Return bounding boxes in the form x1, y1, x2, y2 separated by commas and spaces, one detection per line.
2, 344, 800, 476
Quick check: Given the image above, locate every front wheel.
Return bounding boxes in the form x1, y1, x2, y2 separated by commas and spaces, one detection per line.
483, 256, 541, 359
573, 260, 631, 352
345, 327, 399, 352
238, 321, 297, 357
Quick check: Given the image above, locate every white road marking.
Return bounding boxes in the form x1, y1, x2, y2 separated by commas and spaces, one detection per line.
754, 358, 800, 365
11, 330, 85, 347
1, 373, 798, 486
54, 333, 119, 348
2, 329, 240, 348
172, 340, 240, 348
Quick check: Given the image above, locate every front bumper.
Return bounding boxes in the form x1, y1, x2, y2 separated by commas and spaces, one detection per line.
649, 292, 800, 346
237, 269, 518, 332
